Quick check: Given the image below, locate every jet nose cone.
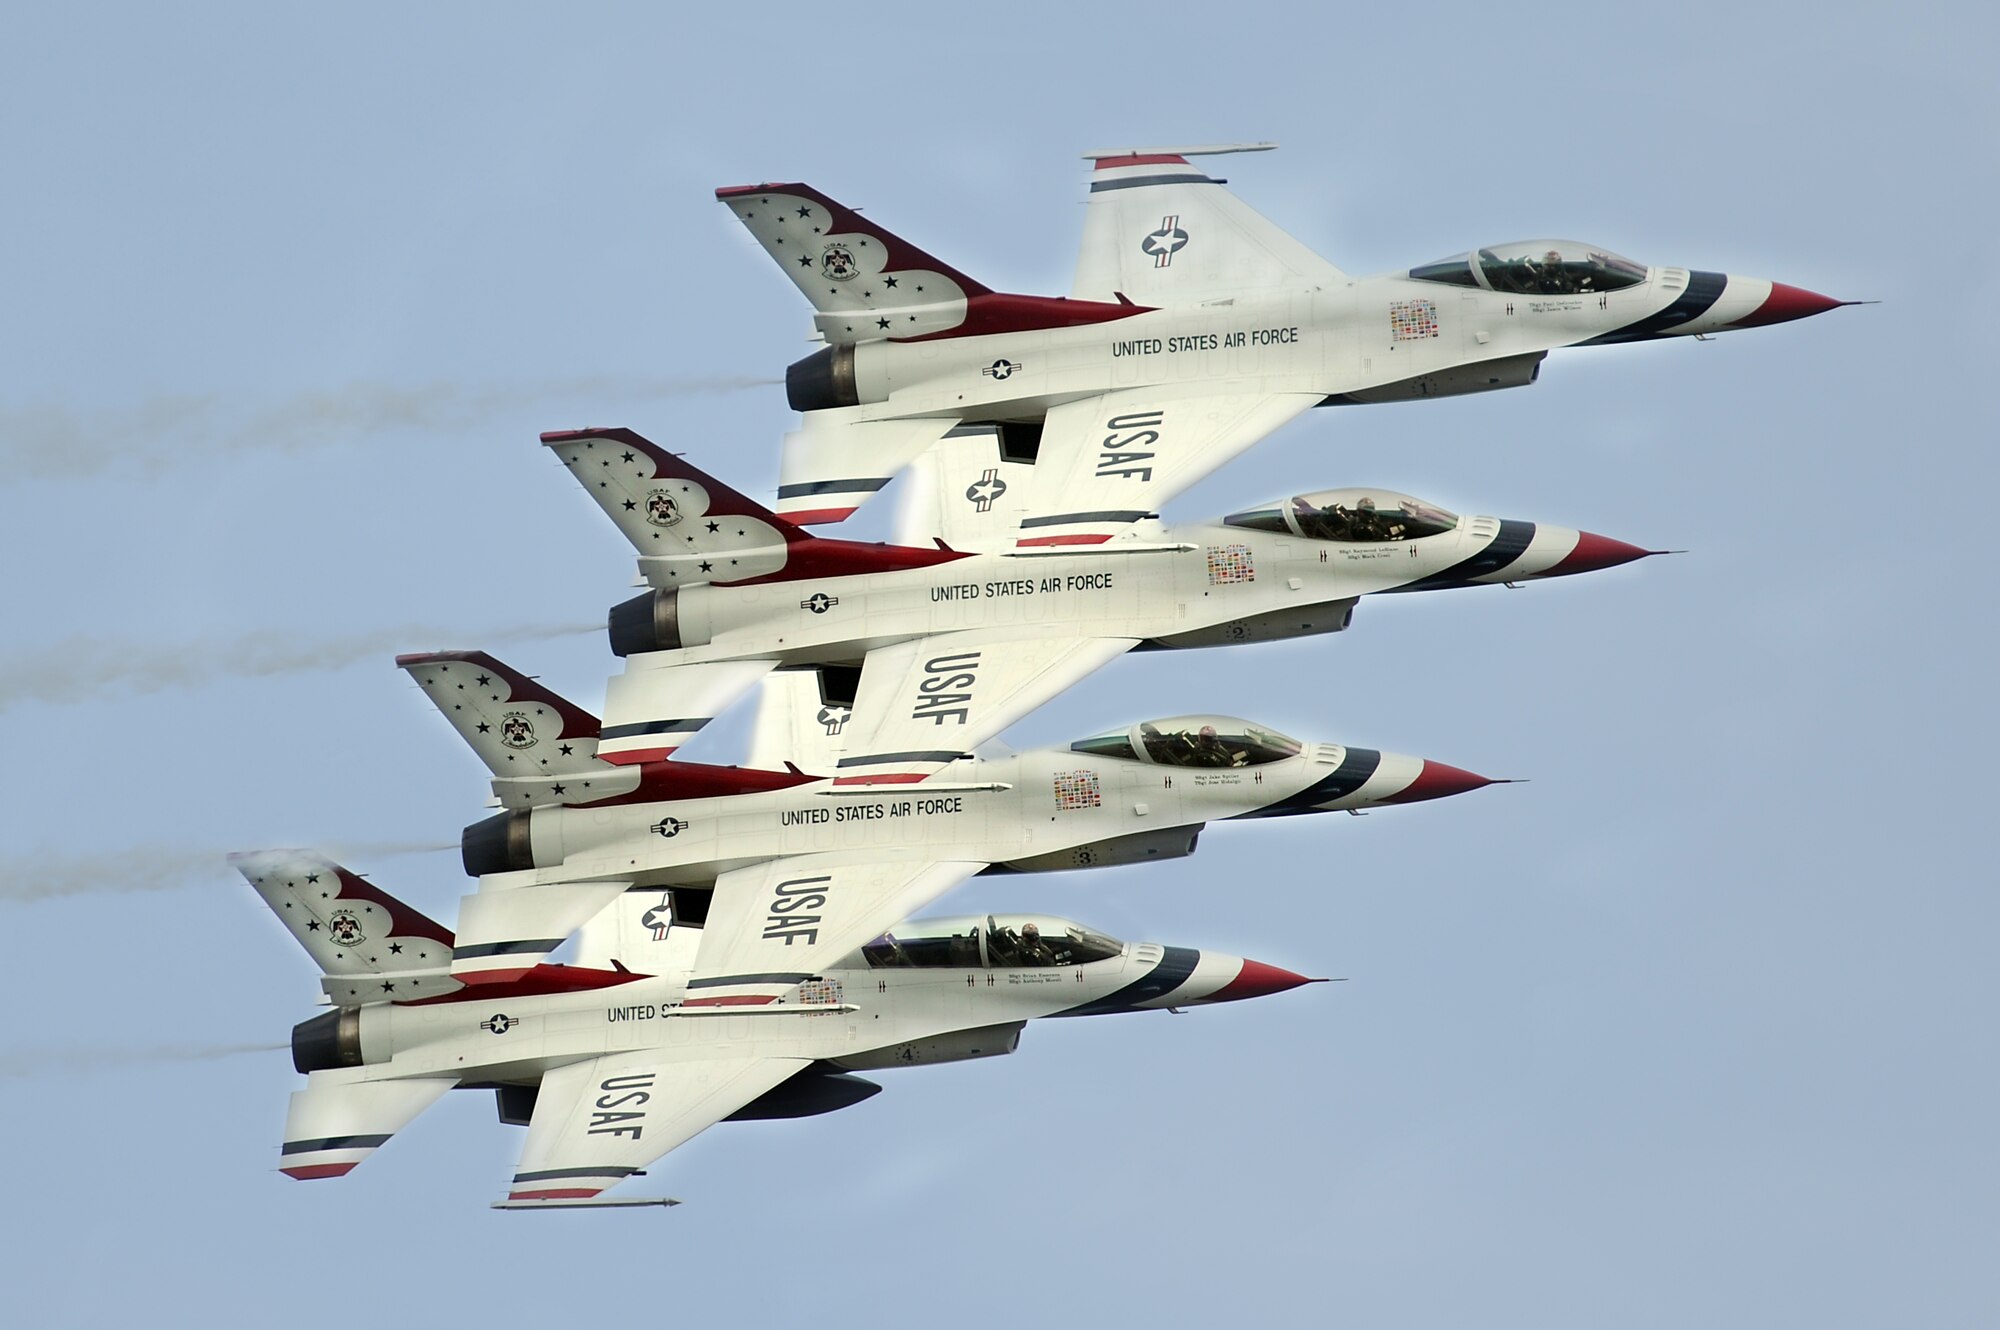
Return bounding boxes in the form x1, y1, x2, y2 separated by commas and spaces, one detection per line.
1546, 530, 1659, 578
1378, 759, 1498, 805
1732, 281, 1852, 329
1207, 958, 1322, 1004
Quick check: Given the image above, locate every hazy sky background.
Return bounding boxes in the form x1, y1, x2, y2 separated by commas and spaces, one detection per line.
3, 3, 1992, 1324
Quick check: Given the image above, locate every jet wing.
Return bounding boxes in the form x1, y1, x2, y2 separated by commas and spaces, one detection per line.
1072, 145, 1347, 306
828, 629, 1139, 786
1014, 388, 1324, 547
503, 1049, 810, 1205
686, 854, 988, 1005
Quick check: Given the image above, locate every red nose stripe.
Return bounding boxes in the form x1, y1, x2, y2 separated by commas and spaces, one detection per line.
1732, 282, 1847, 328
1546, 530, 1655, 578
1206, 958, 1315, 1003
1377, 760, 1495, 805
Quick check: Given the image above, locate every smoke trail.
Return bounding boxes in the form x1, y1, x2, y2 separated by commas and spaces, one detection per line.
0, 840, 456, 903
0, 373, 782, 481
0, 1042, 287, 1079
0, 618, 599, 711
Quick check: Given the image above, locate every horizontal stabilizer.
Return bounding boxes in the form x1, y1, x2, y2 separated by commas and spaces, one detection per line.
599, 655, 779, 764
776, 411, 963, 526
453, 880, 636, 983
1079, 142, 1279, 160
233, 851, 460, 1006
281, 1073, 453, 1180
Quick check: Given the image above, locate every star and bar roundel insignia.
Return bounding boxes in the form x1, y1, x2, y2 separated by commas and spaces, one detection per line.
651, 816, 688, 839
981, 358, 1019, 380
801, 592, 839, 614
1142, 215, 1188, 268
965, 468, 1008, 513
480, 1013, 517, 1035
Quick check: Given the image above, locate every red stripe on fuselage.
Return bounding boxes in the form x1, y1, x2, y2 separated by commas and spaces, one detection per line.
682, 994, 780, 1007
507, 1187, 605, 1201
1016, 534, 1114, 547
1093, 154, 1191, 169
281, 1162, 358, 1180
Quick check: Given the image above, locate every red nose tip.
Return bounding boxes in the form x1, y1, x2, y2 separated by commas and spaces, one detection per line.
1207, 958, 1320, 1003
1732, 282, 1850, 329
1546, 530, 1658, 578
1377, 760, 1497, 805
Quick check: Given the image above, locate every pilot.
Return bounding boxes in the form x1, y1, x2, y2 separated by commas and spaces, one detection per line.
986, 924, 1020, 967
1139, 721, 1175, 764
1348, 496, 1387, 541
1019, 922, 1056, 966
1188, 724, 1235, 768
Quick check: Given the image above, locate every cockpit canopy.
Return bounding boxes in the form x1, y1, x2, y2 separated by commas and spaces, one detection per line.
1224, 489, 1460, 543
1072, 715, 1304, 769
1409, 240, 1650, 295
848, 914, 1124, 970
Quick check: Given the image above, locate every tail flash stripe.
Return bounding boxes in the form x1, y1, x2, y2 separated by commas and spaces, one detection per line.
508, 1188, 605, 1201
1089, 173, 1217, 193
776, 477, 893, 499
685, 973, 812, 989
835, 750, 966, 769
453, 939, 568, 960
599, 718, 708, 740
282, 1163, 358, 1180
282, 1134, 393, 1155
1018, 510, 1153, 528
512, 1166, 640, 1183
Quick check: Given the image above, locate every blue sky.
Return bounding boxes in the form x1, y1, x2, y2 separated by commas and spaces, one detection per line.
2, 3, 1992, 1324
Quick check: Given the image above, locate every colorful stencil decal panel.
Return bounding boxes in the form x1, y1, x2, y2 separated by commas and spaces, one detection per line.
1054, 770, 1104, 811
1206, 545, 1256, 585
1390, 299, 1440, 341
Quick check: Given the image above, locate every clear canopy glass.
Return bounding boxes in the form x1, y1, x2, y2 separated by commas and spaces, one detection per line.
850, 914, 1125, 970
1409, 240, 1649, 295
1072, 715, 1304, 769
1223, 489, 1459, 543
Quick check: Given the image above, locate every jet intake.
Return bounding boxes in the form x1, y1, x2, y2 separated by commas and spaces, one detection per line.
833, 1023, 1024, 1071
609, 588, 683, 657
994, 827, 1201, 874
786, 345, 860, 412
1325, 350, 1545, 405
1141, 599, 1356, 650
462, 811, 537, 877
291, 1008, 365, 1074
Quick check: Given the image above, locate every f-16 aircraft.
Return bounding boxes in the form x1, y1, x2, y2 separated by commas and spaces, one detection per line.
394, 649, 1498, 983
717, 143, 1853, 537
237, 850, 1318, 1207
542, 426, 1656, 777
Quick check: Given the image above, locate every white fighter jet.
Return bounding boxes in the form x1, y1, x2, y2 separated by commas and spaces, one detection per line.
716, 144, 1854, 535
540, 426, 1656, 780
394, 649, 1498, 981
236, 850, 1319, 1207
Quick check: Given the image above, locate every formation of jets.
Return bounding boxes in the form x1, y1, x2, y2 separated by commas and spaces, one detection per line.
236, 144, 1850, 1206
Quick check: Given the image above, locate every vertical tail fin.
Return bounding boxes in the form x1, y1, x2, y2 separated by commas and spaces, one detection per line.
398, 650, 642, 805
544, 427, 804, 585
231, 850, 460, 1006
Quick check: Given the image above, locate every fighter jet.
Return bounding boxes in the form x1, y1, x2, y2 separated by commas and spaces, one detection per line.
396, 649, 1498, 980
236, 850, 1319, 1207
540, 426, 1657, 775
717, 144, 1854, 535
